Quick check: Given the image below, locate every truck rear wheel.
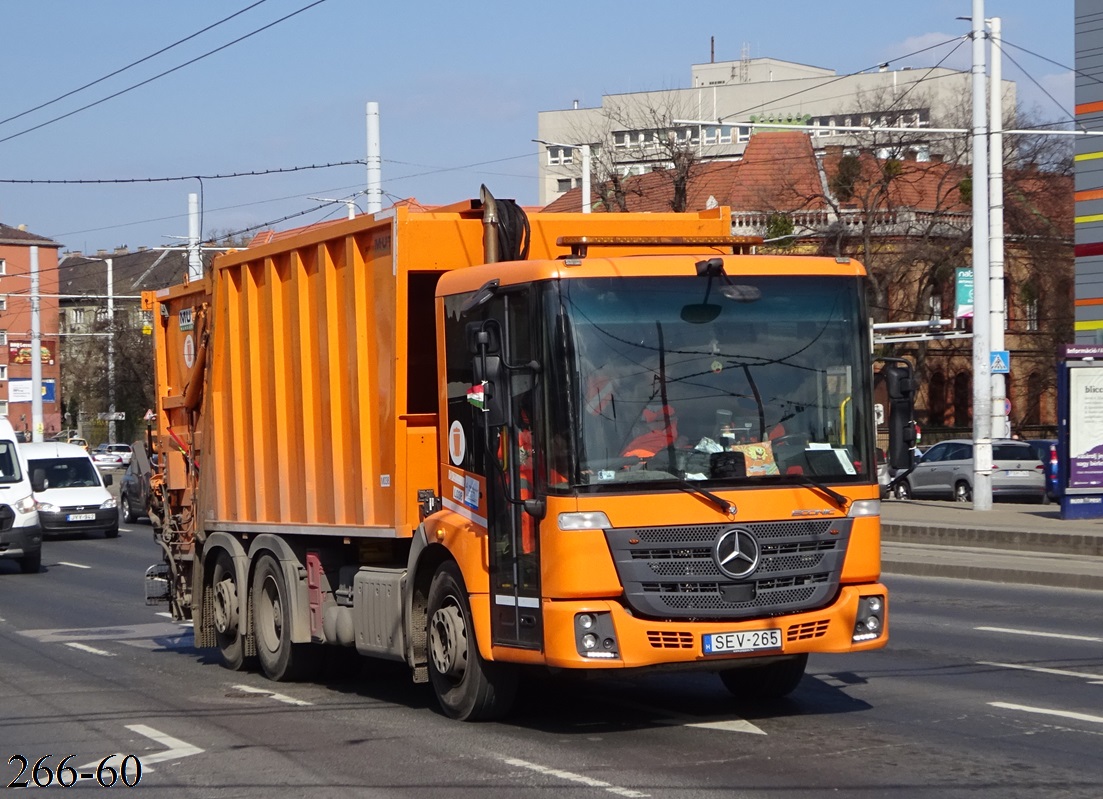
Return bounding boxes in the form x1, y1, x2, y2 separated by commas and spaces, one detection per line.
719, 653, 808, 699
211, 553, 246, 671
427, 561, 517, 721
252, 554, 318, 681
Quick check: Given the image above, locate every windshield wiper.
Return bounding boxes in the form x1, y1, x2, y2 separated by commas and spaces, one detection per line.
675, 477, 736, 516
779, 473, 849, 510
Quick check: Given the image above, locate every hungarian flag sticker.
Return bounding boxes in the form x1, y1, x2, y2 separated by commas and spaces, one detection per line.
467, 382, 486, 411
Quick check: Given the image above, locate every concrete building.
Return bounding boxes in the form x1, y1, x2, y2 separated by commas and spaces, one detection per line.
537, 56, 1015, 207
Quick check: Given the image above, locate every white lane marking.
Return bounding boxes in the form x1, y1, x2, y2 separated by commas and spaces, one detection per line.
976, 626, 1102, 643
683, 719, 767, 734
66, 642, 115, 657
57, 561, 91, 569
979, 660, 1103, 682
20, 621, 188, 643
501, 756, 649, 798
232, 684, 313, 706
76, 725, 204, 779
608, 696, 766, 735
990, 702, 1103, 724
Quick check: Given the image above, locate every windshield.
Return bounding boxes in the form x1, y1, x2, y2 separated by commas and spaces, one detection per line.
30, 457, 101, 489
545, 275, 874, 490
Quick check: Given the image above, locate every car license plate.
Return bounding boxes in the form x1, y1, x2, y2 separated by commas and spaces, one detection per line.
1007, 470, 1029, 477
67, 513, 95, 522
703, 628, 782, 655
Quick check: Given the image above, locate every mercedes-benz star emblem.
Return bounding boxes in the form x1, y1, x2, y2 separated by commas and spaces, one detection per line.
714, 528, 761, 580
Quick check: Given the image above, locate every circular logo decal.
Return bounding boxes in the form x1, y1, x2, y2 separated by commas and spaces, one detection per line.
713, 527, 761, 580
183, 333, 196, 369
448, 420, 466, 466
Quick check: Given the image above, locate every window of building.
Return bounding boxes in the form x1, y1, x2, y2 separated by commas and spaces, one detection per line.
547, 146, 573, 166
0, 401, 7, 417
737, 126, 751, 142
930, 295, 942, 319
71, 308, 86, 325
0, 259, 5, 276
0, 297, 6, 312
613, 131, 630, 149
0, 330, 6, 347
1025, 298, 1039, 331
0, 365, 6, 381
556, 178, 574, 192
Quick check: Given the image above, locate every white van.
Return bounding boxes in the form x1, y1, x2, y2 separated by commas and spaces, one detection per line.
0, 418, 45, 573
22, 441, 118, 539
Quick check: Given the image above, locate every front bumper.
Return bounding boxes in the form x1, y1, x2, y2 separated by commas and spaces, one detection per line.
39, 508, 117, 536
533, 583, 888, 670
0, 523, 43, 560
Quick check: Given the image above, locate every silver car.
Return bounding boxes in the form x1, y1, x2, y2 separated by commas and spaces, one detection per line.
893, 438, 1046, 503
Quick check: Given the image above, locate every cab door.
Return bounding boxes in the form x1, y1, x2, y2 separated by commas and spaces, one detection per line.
444, 286, 544, 652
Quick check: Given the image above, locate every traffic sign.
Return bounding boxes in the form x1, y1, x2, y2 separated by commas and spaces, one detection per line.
990, 351, 1010, 374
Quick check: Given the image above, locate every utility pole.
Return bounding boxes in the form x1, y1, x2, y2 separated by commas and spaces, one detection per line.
30, 246, 43, 443
971, 0, 994, 510
107, 257, 116, 444
188, 193, 202, 282
366, 101, 382, 214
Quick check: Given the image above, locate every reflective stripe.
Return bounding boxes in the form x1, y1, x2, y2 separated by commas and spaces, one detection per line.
494, 594, 541, 608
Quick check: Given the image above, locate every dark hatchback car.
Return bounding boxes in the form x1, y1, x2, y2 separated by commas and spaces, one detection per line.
1026, 439, 1059, 502
119, 444, 155, 524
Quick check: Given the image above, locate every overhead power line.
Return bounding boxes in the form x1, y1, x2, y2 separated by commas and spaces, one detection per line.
0, 0, 331, 147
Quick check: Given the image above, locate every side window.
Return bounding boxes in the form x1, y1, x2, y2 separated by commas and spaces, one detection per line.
923, 444, 946, 463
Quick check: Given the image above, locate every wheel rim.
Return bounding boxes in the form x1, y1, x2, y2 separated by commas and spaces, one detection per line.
955, 483, 971, 502
212, 574, 238, 634
429, 600, 468, 681
257, 573, 284, 653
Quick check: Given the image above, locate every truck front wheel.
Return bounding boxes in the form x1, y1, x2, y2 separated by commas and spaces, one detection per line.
252, 554, 318, 681
719, 653, 808, 699
427, 561, 517, 721
211, 553, 246, 671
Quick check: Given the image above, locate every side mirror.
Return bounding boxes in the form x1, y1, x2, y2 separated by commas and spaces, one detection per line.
103, 473, 113, 487
32, 468, 47, 493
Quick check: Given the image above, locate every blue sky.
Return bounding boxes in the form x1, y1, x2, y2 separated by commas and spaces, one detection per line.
0, 0, 1073, 254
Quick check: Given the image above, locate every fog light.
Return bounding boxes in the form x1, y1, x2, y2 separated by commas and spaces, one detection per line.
603, 638, 615, 649
866, 615, 881, 633
868, 596, 883, 613
578, 614, 595, 630
582, 633, 598, 650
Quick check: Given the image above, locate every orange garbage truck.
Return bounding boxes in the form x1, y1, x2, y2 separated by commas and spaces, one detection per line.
145, 188, 910, 720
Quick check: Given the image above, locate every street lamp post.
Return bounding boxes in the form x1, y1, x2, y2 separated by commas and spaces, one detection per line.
534, 139, 591, 213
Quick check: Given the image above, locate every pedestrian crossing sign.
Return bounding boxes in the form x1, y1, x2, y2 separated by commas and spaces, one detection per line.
990, 351, 1010, 374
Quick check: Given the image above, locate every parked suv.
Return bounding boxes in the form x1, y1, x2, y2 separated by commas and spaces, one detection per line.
0, 419, 45, 573
119, 444, 154, 524
893, 438, 1045, 503
23, 441, 118, 538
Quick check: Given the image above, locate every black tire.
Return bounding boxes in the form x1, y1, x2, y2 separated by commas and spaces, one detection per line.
252, 554, 318, 681
19, 549, 42, 574
719, 653, 808, 699
212, 553, 247, 671
954, 481, 972, 503
121, 492, 137, 524
893, 480, 912, 500
427, 561, 518, 721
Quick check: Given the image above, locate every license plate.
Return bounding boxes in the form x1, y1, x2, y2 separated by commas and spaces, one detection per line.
67, 513, 95, 522
703, 628, 782, 655
1007, 470, 1029, 477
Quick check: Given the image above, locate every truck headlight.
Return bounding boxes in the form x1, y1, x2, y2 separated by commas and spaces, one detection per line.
15, 495, 37, 514
35, 501, 59, 514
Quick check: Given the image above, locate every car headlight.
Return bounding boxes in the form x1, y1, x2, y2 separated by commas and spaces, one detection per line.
15, 495, 37, 514
101, 497, 117, 509
35, 501, 59, 513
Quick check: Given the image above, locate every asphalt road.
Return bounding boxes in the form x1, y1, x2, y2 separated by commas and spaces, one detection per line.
1, 519, 1101, 797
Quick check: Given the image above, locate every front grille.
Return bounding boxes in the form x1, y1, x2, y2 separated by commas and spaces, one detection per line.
606, 520, 851, 620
